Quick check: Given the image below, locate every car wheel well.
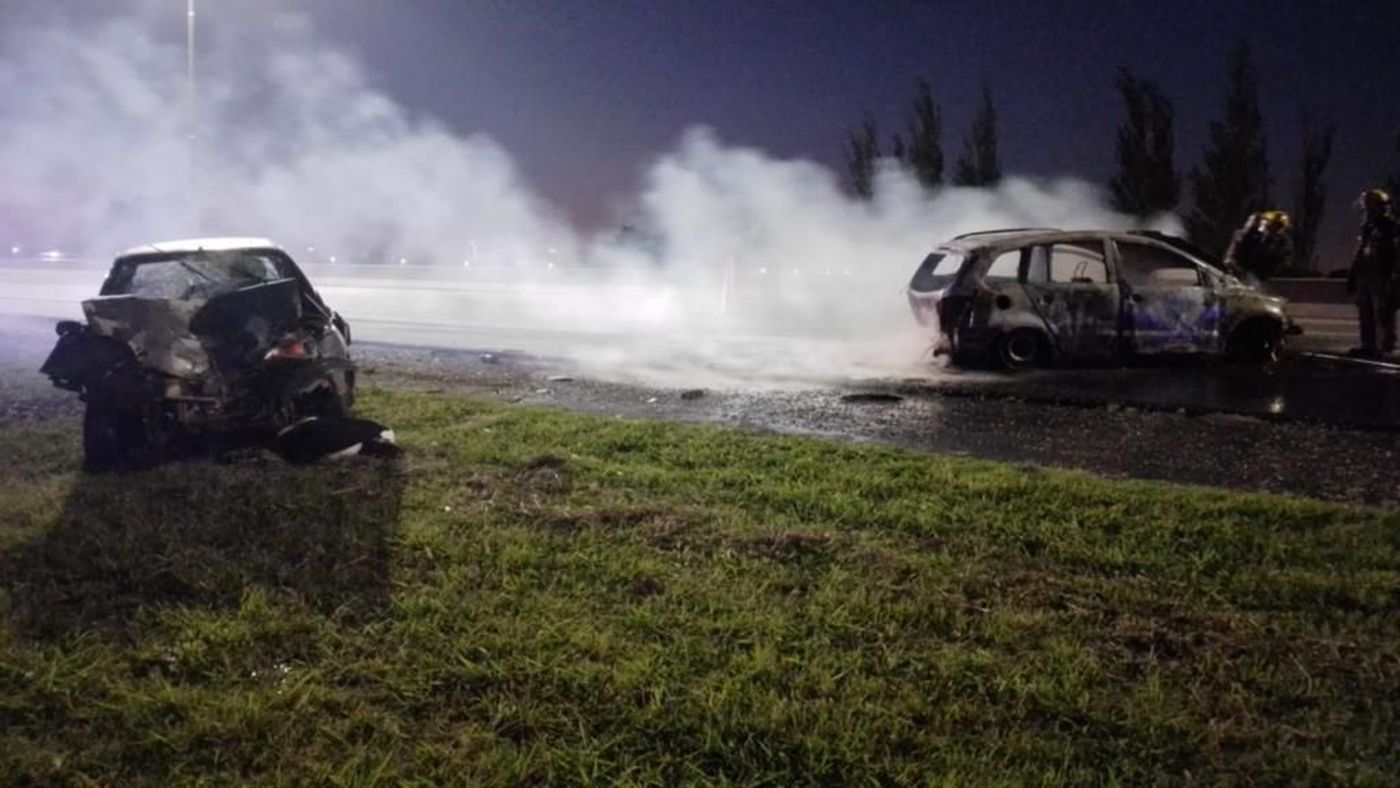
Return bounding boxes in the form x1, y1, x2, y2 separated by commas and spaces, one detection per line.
1225, 316, 1284, 364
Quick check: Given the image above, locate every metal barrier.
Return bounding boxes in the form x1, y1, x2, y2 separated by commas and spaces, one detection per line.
1264, 277, 1350, 304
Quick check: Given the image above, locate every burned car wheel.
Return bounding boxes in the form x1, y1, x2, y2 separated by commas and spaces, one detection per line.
82, 401, 150, 473
996, 328, 1048, 371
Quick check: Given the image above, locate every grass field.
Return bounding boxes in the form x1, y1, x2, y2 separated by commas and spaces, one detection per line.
1, 387, 1397, 784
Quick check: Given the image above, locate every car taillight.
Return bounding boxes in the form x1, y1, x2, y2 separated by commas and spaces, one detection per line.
264, 337, 310, 361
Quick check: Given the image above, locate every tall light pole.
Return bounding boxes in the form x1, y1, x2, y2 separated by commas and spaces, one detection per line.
186, 0, 199, 231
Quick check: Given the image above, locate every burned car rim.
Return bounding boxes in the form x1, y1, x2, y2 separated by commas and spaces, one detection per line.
999, 329, 1045, 369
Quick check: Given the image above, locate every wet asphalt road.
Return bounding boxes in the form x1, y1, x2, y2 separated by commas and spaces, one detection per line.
351, 343, 1400, 507
898, 353, 1400, 430
2, 313, 1397, 506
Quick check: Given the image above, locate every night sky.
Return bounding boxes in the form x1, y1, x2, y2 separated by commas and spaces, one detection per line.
9, 0, 1400, 263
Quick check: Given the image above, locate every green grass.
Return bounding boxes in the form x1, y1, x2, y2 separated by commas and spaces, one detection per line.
1, 388, 1397, 785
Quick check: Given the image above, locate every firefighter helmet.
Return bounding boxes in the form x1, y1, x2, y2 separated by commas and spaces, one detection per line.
1359, 188, 1392, 210
1258, 210, 1291, 230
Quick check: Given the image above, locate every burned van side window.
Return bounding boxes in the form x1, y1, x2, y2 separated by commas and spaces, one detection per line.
984, 249, 1022, 281
909, 251, 965, 291
909, 253, 944, 291
1117, 242, 1201, 287
1026, 242, 1108, 284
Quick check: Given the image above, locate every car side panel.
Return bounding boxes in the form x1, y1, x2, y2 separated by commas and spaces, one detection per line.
1022, 280, 1122, 358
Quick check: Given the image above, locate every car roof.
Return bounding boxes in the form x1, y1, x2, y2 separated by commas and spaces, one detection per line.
940, 228, 1101, 250
116, 237, 284, 258
936, 228, 1229, 276
942, 228, 1192, 254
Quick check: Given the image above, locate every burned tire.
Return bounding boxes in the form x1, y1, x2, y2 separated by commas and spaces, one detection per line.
995, 328, 1048, 371
1225, 319, 1283, 365
277, 366, 350, 427
82, 401, 147, 473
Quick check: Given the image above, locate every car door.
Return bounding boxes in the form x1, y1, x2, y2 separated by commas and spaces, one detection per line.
1113, 240, 1221, 354
1021, 240, 1121, 359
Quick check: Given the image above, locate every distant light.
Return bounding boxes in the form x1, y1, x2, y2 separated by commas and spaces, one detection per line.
9, 245, 19, 255
462, 260, 471, 268
307, 246, 316, 253
843, 269, 851, 275
328, 255, 337, 264
398, 257, 407, 265
792, 268, 800, 275
41, 250, 64, 260
547, 262, 555, 270
759, 267, 767, 274
1268, 396, 1285, 415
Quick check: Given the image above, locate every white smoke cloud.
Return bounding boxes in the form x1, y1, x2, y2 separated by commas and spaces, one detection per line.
0, 10, 1179, 385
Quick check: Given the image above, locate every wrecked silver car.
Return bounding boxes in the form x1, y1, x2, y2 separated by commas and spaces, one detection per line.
907, 229, 1299, 369
41, 238, 356, 470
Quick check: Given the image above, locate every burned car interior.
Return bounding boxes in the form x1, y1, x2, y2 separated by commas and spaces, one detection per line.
40, 240, 378, 471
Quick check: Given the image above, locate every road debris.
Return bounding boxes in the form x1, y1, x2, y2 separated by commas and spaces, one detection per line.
269, 416, 401, 464
840, 392, 904, 404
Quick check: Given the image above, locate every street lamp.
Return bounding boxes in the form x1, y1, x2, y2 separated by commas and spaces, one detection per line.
186, 0, 198, 231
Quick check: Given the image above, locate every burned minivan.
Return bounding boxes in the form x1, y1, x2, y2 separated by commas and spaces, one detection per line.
907, 229, 1298, 369
41, 238, 356, 470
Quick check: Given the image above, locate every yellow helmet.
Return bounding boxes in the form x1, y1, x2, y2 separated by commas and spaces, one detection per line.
1258, 210, 1291, 230
1359, 188, 1392, 208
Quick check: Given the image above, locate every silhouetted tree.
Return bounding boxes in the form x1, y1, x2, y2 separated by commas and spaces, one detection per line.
1291, 111, 1334, 271
953, 87, 1001, 187
897, 78, 944, 189
1187, 40, 1272, 258
890, 133, 907, 163
845, 115, 880, 200
1108, 68, 1179, 218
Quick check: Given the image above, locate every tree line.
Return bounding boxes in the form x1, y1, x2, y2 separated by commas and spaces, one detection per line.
844, 40, 1400, 271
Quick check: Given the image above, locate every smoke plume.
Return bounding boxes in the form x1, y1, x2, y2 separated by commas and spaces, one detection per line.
0, 9, 1178, 385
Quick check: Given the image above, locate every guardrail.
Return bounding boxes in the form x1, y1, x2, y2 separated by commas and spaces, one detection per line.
1263, 277, 1350, 304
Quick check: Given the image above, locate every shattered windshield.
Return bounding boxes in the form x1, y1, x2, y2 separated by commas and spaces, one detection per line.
109, 253, 288, 300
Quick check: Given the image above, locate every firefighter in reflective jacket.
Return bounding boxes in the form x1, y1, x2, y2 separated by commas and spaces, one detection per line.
1347, 189, 1400, 357
1223, 210, 1294, 280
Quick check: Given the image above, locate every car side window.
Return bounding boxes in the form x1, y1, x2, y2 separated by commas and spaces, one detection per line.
1026, 242, 1109, 284
983, 250, 1022, 281
1117, 242, 1201, 287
